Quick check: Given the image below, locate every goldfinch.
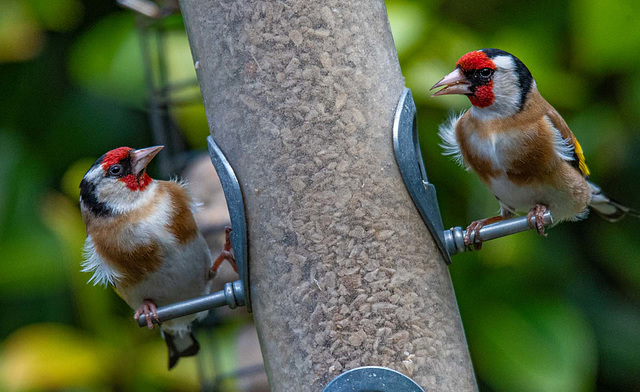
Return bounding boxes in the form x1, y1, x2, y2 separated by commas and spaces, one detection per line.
79, 146, 236, 369
431, 48, 639, 248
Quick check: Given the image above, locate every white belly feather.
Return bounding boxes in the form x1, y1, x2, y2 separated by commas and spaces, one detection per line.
489, 175, 582, 221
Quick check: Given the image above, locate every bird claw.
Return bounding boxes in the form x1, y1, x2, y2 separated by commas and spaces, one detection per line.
134, 299, 158, 329
464, 220, 486, 250
527, 204, 548, 237
463, 215, 504, 251
210, 226, 238, 278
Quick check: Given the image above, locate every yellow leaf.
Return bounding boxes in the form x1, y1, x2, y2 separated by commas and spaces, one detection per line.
0, 323, 116, 391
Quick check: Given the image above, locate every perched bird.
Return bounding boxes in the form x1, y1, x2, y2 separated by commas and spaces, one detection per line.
431, 48, 639, 249
79, 145, 237, 369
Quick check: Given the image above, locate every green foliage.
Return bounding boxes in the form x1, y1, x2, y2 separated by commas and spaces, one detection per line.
0, 0, 639, 391
69, 12, 146, 107
469, 300, 596, 392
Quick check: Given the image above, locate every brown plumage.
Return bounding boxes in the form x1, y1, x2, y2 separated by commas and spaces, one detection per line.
79, 146, 237, 369
432, 48, 638, 248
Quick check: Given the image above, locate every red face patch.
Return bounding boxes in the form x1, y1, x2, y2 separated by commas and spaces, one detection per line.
469, 83, 495, 108
101, 147, 133, 170
121, 173, 152, 191
456, 51, 496, 73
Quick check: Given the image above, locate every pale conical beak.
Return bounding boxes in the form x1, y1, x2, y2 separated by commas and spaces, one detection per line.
430, 68, 472, 96
130, 146, 164, 175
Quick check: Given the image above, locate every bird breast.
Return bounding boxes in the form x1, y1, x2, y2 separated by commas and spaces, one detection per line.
457, 116, 560, 186
84, 181, 202, 290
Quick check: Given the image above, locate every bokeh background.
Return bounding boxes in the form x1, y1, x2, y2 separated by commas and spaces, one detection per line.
1, 0, 639, 391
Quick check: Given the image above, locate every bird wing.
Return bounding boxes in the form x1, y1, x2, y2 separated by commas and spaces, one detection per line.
545, 106, 590, 178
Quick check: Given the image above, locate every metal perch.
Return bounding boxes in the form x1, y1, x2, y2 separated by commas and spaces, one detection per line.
137, 280, 244, 327
444, 211, 554, 255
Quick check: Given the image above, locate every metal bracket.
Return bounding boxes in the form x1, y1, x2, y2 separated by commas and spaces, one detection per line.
323, 366, 425, 392
393, 88, 451, 264
136, 136, 250, 327
393, 87, 554, 260
207, 135, 251, 312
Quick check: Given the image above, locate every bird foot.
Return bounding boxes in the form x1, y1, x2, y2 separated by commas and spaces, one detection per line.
526, 204, 548, 236
464, 215, 504, 250
134, 299, 158, 329
210, 226, 238, 278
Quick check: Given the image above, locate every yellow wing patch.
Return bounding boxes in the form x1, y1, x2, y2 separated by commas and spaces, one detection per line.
573, 137, 590, 177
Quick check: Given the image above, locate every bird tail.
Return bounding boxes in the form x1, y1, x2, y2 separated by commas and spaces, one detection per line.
162, 330, 200, 370
588, 181, 640, 222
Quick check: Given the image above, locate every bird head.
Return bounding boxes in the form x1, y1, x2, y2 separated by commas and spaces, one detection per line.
79, 146, 164, 217
431, 48, 534, 119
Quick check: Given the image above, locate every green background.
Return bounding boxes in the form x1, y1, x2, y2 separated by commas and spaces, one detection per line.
1, 0, 639, 391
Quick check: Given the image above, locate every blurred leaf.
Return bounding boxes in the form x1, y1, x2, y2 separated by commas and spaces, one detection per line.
40, 191, 118, 337
0, 130, 22, 233
387, 1, 429, 56
572, 0, 640, 73
0, 233, 65, 293
595, 225, 640, 292
46, 90, 150, 164
571, 273, 640, 390
61, 158, 96, 200
136, 341, 199, 391
536, 71, 587, 111
469, 299, 597, 392
164, 29, 197, 87
0, 130, 55, 238
624, 74, 640, 122
162, 30, 210, 146
68, 12, 146, 106
0, 323, 116, 391
170, 104, 209, 148
0, 0, 44, 62
568, 104, 628, 175
28, 0, 83, 31
477, 230, 537, 267
194, 321, 244, 391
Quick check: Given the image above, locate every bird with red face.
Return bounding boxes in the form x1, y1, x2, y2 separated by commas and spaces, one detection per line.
431, 48, 638, 249
79, 146, 236, 369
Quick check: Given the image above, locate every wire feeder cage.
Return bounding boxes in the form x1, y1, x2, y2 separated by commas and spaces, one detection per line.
118, 1, 267, 390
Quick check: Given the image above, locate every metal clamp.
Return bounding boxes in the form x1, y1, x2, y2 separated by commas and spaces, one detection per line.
393, 88, 451, 263
323, 366, 425, 392
207, 136, 250, 312
136, 136, 250, 327
393, 87, 554, 261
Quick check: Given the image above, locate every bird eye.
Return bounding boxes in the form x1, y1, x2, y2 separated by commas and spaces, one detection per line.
108, 164, 123, 176
479, 68, 493, 78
